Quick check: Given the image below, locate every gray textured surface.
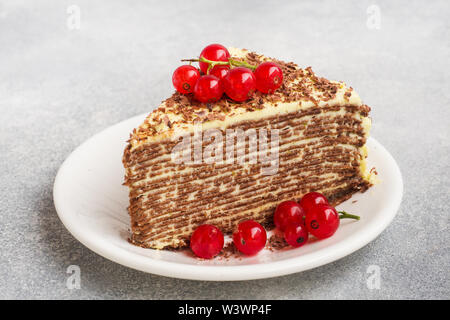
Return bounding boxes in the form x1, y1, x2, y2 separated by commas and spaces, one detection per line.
0, 0, 449, 299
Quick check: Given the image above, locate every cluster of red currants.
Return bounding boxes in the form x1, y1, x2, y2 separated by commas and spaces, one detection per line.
172, 44, 283, 103
274, 192, 360, 247
189, 192, 360, 259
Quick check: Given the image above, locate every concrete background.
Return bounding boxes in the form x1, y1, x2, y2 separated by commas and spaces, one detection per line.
0, 0, 449, 299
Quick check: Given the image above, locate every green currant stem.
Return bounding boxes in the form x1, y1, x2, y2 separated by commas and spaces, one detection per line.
228, 58, 257, 70
181, 56, 257, 73
338, 211, 360, 220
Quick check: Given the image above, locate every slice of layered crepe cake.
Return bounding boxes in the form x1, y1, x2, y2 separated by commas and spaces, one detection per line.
123, 48, 375, 249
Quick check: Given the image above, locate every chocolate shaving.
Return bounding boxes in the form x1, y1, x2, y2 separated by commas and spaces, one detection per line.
217, 243, 241, 260
267, 233, 289, 251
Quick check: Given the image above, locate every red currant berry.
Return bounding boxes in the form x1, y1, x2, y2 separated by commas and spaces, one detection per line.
172, 65, 200, 94
210, 65, 230, 81
273, 201, 306, 231
223, 67, 256, 102
284, 223, 309, 248
254, 62, 283, 94
305, 204, 339, 239
199, 44, 230, 74
232, 220, 267, 255
300, 192, 329, 213
193, 75, 223, 103
190, 224, 224, 259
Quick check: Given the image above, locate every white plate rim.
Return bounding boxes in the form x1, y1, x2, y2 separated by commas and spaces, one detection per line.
53, 114, 403, 281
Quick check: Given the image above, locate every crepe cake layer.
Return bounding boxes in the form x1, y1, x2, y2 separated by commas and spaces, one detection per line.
123, 48, 375, 249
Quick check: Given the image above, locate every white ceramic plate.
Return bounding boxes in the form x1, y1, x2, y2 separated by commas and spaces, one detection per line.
54, 113, 403, 281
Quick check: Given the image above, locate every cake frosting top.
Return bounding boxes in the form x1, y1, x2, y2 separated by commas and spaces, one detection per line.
129, 48, 364, 148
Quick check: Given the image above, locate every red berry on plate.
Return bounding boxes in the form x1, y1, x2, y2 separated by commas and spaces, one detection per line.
284, 223, 308, 248
193, 75, 223, 103
254, 62, 283, 93
199, 44, 230, 74
172, 65, 200, 94
210, 65, 230, 81
305, 204, 339, 239
190, 224, 224, 259
300, 192, 329, 213
223, 67, 256, 102
232, 220, 267, 255
273, 200, 306, 231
